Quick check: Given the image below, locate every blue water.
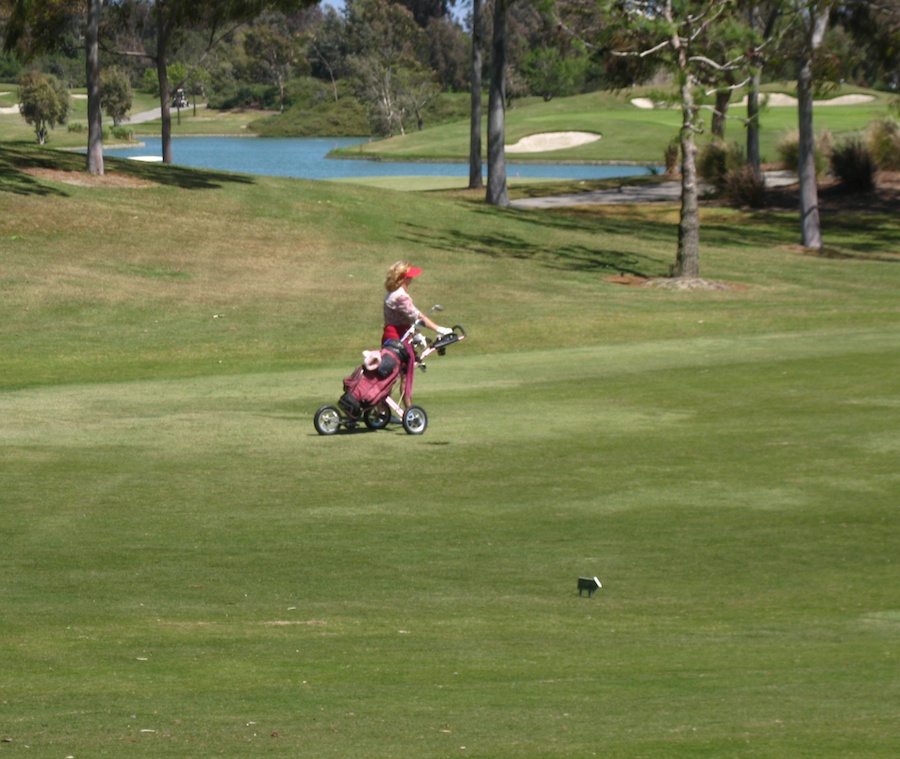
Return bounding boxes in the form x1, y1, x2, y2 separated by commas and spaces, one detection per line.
107, 136, 658, 181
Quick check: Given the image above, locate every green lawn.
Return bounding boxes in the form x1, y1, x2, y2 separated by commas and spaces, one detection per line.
330, 84, 897, 165
1, 114, 898, 759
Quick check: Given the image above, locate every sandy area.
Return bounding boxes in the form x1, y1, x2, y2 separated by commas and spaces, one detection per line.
19, 167, 157, 188
632, 93, 875, 109
735, 92, 875, 107
506, 131, 600, 153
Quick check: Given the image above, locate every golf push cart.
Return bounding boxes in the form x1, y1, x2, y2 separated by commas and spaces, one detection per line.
314, 306, 466, 436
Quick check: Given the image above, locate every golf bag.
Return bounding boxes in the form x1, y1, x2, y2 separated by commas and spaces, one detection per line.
339, 339, 412, 419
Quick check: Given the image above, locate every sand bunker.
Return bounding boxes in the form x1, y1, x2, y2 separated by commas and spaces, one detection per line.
734, 92, 874, 107
632, 93, 875, 109
506, 131, 600, 153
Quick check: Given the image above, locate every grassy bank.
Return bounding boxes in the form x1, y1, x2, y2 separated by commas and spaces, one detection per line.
329, 84, 896, 164
1, 141, 898, 758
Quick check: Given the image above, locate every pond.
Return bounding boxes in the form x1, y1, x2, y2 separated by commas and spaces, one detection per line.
107, 136, 659, 181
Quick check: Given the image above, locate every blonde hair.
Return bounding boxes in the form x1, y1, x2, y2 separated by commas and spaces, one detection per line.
384, 260, 413, 292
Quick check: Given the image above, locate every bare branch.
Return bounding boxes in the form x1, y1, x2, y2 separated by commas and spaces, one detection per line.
703, 76, 752, 98
610, 39, 670, 58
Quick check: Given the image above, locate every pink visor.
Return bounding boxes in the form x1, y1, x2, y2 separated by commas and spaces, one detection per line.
405, 266, 423, 278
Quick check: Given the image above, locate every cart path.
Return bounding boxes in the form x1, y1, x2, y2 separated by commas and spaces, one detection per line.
510, 170, 798, 209
126, 104, 206, 124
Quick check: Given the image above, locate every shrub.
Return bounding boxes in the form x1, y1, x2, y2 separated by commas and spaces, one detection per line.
110, 125, 134, 141
698, 139, 745, 192
866, 118, 900, 171
831, 136, 876, 192
664, 140, 679, 176
777, 129, 832, 175
724, 164, 766, 208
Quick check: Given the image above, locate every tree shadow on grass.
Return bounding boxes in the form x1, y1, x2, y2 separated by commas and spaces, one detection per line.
107, 156, 257, 191
399, 205, 674, 278
0, 143, 256, 195
700, 208, 900, 261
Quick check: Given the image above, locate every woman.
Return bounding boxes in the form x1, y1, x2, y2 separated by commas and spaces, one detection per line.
381, 261, 451, 408
382, 261, 451, 345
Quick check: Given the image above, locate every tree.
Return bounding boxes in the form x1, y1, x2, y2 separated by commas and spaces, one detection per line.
486, 0, 514, 207
603, 0, 751, 278
345, 0, 429, 135
522, 44, 587, 101
307, 6, 346, 102
393, 0, 456, 27
101, 65, 133, 126
18, 70, 70, 143
425, 15, 468, 91
740, 1, 787, 176
468, 0, 484, 189
3, 0, 103, 172
85, 0, 103, 173
793, 0, 831, 251
830, 0, 900, 89
244, 20, 297, 112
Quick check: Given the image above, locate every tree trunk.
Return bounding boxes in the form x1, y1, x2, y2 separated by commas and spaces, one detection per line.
486, 0, 509, 207
667, 0, 700, 279
712, 89, 730, 139
674, 79, 700, 278
157, 10, 173, 164
746, 2, 763, 178
746, 67, 761, 176
796, 5, 828, 251
468, 0, 483, 190
85, 0, 103, 175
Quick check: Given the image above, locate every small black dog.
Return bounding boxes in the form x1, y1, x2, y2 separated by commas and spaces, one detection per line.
577, 576, 602, 597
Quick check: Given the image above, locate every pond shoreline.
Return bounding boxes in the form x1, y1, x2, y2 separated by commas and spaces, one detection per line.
119, 133, 655, 166
87, 135, 662, 180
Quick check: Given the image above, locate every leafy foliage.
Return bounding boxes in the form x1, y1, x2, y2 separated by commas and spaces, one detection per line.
777, 128, 833, 176
697, 139, 745, 192
17, 69, 69, 143
831, 134, 876, 191
100, 65, 133, 125
866, 117, 900, 171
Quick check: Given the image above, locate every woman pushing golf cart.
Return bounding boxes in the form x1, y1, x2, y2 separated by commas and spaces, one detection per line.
313, 262, 465, 436
382, 261, 453, 405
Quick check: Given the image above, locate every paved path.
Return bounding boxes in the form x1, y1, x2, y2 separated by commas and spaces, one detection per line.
510, 170, 797, 209
127, 107, 161, 124
126, 103, 206, 124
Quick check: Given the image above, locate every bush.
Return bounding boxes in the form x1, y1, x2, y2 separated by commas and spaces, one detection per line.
777, 129, 832, 175
110, 125, 134, 141
866, 118, 900, 171
664, 140, 679, 176
698, 140, 745, 191
724, 164, 767, 208
831, 136, 876, 192
208, 83, 279, 110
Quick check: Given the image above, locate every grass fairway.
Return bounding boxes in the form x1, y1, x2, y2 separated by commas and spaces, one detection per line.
331, 85, 896, 165
1, 143, 898, 758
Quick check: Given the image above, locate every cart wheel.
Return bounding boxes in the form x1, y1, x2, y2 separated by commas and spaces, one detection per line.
364, 406, 391, 430
402, 405, 428, 435
314, 405, 342, 435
